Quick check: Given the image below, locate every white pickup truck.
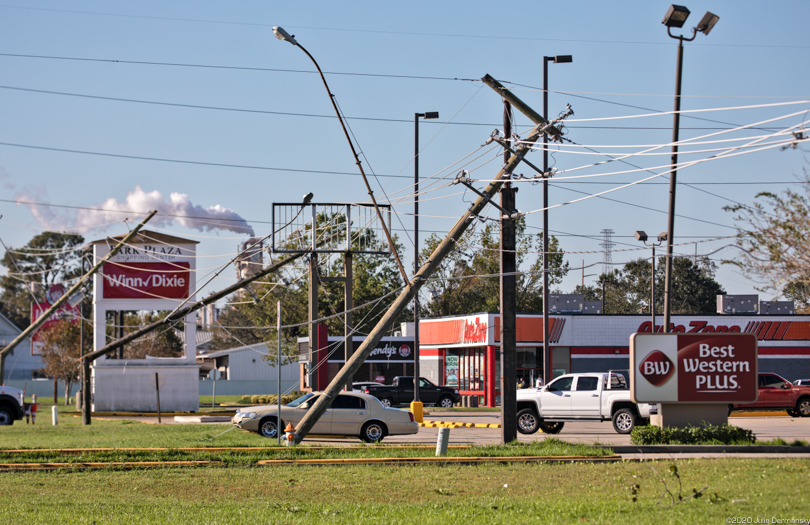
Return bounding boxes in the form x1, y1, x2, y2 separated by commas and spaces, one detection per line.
516, 372, 656, 435
0, 385, 25, 425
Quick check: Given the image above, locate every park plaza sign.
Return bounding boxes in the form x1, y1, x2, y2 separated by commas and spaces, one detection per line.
630, 333, 758, 403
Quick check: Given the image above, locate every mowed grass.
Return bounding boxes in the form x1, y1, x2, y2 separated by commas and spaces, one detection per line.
0, 459, 807, 524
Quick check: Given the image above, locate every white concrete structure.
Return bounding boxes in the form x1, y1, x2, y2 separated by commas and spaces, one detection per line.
89, 231, 200, 412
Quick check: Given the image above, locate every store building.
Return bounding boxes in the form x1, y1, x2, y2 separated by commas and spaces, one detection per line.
419, 311, 810, 407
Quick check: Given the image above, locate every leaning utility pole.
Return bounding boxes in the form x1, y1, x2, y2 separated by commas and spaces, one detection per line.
0, 210, 157, 381
290, 75, 563, 444
79, 233, 336, 364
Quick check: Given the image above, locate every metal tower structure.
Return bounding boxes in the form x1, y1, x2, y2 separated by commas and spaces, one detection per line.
599, 229, 615, 276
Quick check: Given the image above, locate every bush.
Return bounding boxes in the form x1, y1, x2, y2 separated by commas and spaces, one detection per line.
631, 423, 756, 445
236, 393, 300, 405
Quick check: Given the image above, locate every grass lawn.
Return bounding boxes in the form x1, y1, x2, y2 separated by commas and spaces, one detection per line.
2, 407, 807, 523
0, 458, 806, 524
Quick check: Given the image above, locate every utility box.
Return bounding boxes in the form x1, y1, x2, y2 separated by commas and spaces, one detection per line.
758, 301, 795, 315
717, 294, 758, 314
549, 294, 584, 314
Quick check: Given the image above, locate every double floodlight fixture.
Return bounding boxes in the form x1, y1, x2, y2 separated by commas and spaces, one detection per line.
634, 231, 668, 243
662, 5, 719, 37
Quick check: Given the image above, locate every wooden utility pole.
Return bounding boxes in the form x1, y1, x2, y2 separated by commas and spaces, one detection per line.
290, 76, 560, 444
500, 100, 518, 442
0, 210, 158, 381
78, 236, 332, 364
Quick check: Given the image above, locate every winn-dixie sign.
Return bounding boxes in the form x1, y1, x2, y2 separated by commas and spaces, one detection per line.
102, 262, 190, 299
630, 333, 758, 403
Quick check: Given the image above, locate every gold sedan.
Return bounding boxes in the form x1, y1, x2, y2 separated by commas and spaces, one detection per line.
232, 390, 419, 442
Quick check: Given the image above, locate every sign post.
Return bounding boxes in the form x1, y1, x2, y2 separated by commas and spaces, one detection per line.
630, 333, 758, 428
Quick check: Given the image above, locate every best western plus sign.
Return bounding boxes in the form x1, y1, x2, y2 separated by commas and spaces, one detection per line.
630, 333, 758, 403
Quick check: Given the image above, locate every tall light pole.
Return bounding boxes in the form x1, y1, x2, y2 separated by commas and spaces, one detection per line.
660, 5, 719, 333
634, 231, 668, 331
272, 26, 412, 289
413, 111, 438, 417
542, 55, 572, 384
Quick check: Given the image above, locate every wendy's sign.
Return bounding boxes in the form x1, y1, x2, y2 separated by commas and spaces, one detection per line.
102, 262, 190, 299
630, 333, 758, 404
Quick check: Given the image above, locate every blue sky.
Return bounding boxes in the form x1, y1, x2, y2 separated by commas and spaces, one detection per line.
1, 1, 808, 311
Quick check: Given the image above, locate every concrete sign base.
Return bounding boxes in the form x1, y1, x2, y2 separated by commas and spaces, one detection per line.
652, 403, 729, 428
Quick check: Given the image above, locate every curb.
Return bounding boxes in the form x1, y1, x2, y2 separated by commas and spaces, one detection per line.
0, 461, 219, 471
607, 445, 810, 454
420, 420, 501, 429
257, 454, 622, 466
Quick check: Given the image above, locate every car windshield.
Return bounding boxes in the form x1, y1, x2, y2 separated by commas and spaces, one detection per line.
286, 393, 319, 407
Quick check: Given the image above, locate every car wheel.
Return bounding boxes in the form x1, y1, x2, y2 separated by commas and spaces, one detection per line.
361, 421, 386, 443
378, 398, 393, 408
539, 421, 564, 434
612, 408, 637, 434
516, 408, 540, 434
0, 408, 13, 426
258, 417, 280, 438
797, 397, 810, 418
438, 396, 454, 409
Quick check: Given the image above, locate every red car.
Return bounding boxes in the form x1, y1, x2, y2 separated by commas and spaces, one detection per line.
732, 372, 810, 417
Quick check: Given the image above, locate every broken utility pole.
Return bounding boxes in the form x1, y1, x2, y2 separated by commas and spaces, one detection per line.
0, 210, 157, 381
79, 232, 338, 364
290, 75, 565, 444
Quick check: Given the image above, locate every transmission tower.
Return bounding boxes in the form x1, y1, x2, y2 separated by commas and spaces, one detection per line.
599, 229, 615, 276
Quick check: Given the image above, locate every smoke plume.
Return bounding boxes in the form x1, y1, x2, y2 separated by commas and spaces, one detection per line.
16, 185, 255, 236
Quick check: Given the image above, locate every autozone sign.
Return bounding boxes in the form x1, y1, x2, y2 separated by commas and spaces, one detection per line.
102, 262, 190, 299
630, 333, 758, 403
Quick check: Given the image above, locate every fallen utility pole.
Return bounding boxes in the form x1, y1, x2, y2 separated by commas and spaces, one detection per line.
291, 76, 561, 444
0, 210, 157, 380
79, 232, 337, 364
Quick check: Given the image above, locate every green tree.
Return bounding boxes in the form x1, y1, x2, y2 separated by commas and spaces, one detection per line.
210, 213, 408, 365
38, 316, 91, 404
725, 172, 810, 302
0, 232, 85, 329
577, 257, 725, 315
422, 219, 569, 317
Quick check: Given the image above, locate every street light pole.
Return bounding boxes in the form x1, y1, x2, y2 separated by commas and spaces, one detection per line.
542, 55, 572, 384
413, 111, 438, 415
272, 26, 412, 289
660, 5, 719, 333
635, 231, 668, 331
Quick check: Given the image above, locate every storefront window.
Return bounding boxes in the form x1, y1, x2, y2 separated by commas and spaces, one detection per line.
444, 352, 459, 387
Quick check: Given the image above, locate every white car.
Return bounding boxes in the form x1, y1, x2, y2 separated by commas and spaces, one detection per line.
794, 379, 810, 386
352, 381, 385, 392
232, 391, 419, 443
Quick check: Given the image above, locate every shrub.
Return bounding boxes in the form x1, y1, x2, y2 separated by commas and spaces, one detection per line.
631, 423, 755, 445
242, 394, 299, 405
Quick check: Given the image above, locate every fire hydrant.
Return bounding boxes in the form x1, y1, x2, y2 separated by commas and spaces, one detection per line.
284, 422, 296, 446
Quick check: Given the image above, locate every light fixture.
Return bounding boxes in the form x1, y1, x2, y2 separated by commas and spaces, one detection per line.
662, 5, 690, 28
634, 231, 648, 242
696, 12, 720, 35
550, 55, 573, 64
272, 26, 298, 46
657, 232, 668, 242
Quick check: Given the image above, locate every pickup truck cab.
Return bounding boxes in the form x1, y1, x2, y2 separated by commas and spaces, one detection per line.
516, 372, 656, 435
0, 386, 25, 425
731, 372, 810, 417
363, 376, 460, 408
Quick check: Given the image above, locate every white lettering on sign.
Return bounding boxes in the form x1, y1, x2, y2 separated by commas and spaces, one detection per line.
113, 244, 187, 262
642, 361, 670, 376
107, 274, 186, 289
